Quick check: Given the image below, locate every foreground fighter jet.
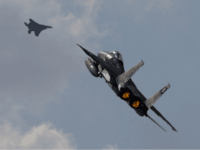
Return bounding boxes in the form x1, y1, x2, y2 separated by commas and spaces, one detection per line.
77, 44, 178, 132
24, 19, 52, 36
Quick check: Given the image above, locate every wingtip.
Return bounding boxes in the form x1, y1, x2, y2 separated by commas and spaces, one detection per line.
166, 83, 170, 89
141, 59, 144, 65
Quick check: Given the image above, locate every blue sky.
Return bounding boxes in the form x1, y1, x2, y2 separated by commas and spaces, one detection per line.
0, 0, 199, 148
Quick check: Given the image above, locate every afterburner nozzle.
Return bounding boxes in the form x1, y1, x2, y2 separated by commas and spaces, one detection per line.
122, 92, 130, 99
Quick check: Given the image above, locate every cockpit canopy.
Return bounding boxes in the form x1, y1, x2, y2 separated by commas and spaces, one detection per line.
98, 50, 124, 72
99, 51, 123, 62
109, 51, 123, 62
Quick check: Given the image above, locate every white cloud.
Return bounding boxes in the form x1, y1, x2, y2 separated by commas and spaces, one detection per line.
0, 122, 76, 148
71, 0, 108, 42
0, 97, 76, 148
103, 143, 118, 150
0, 98, 25, 128
0, 1, 105, 148
0, 97, 119, 149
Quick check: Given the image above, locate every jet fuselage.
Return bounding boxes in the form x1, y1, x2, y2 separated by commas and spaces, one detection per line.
78, 44, 178, 132
97, 51, 148, 116
24, 19, 52, 36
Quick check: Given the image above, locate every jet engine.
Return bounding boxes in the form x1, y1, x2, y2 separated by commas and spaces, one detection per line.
85, 58, 99, 77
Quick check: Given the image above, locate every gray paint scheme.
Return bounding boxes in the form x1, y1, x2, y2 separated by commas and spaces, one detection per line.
116, 60, 144, 90
145, 83, 170, 109
85, 58, 99, 77
24, 18, 52, 36
77, 44, 177, 132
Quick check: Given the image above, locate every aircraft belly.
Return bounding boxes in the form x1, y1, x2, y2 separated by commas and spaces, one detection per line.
126, 79, 146, 102
107, 83, 120, 96
135, 109, 145, 116
126, 84, 140, 98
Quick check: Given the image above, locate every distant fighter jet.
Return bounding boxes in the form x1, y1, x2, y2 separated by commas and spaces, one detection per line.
77, 44, 178, 132
24, 19, 52, 36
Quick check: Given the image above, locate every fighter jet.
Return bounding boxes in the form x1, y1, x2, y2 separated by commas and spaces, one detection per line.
24, 19, 52, 36
77, 44, 178, 132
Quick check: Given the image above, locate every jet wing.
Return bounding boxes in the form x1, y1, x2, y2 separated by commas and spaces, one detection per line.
116, 60, 144, 90
77, 44, 119, 77
151, 106, 178, 132
40, 25, 52, 30
145, 84, 170, 109
34, 30, 41, 37
29, 18, 37, 24
46, 26, 52, 28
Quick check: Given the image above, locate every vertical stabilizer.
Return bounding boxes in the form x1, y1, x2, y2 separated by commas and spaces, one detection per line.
146, 114, 167, 132
151, 106, 178, 132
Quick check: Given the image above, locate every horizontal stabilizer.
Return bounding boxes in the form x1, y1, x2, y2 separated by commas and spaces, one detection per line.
116, 60, 144, 90
145, 83, 170, 109
24, 22, 28, 26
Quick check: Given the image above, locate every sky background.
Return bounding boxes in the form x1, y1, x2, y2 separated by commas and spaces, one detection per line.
0, 0, 199, 148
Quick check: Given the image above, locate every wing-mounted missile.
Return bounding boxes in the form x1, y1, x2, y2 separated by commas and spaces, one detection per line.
85, 58, 99, 77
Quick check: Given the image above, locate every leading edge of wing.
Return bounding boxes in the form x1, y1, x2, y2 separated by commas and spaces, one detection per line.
116, 60, 144, 89
46, 26, 52, 28
151, 106, 178, 132
29, 18, 36, 23
77, 44, 118, 76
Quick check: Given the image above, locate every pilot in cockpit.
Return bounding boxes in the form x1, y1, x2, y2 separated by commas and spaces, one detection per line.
109, 51, 124, 72
98, 51, 124, 80
109, 51, 123, 62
